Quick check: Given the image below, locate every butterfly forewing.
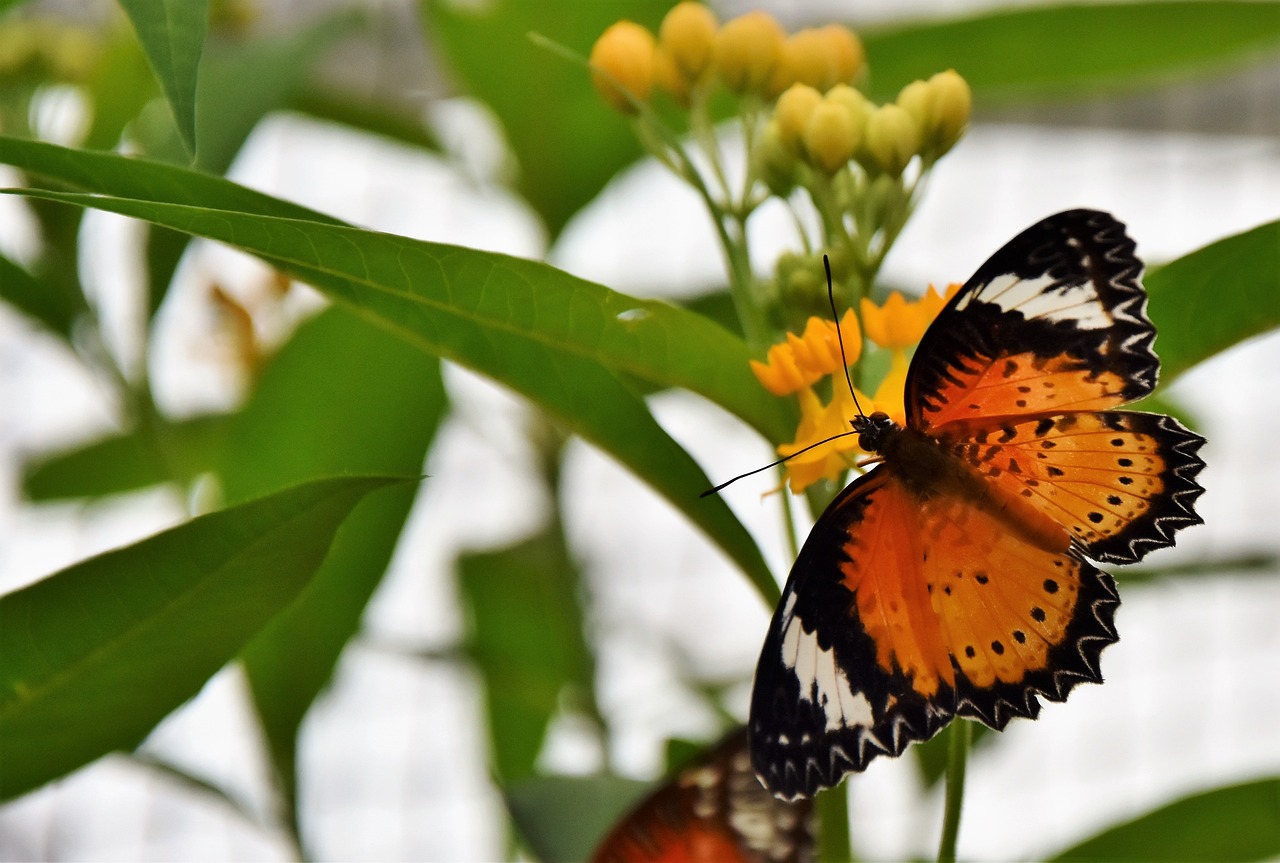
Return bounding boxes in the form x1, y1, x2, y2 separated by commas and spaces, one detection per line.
907, 210, 1159, 431
748, 209, 1206, 799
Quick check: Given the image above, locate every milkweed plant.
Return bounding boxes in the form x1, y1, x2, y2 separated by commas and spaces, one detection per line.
0, 1, 1276, 861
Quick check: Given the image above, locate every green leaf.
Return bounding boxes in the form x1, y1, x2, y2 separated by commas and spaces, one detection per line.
461, 527, 594, 783
1050, 777, 1280, 861
117, 0, 209, 158
0, 154, 779, 599
22, 414, 230, 502
0, 248, 85, 338
1146, 220, 1280, 383
862, 2, 1280, 105
505, 775, 649, 863
0, 475, 400, 802
230, 307, 447, 834
422, 0, 669, 237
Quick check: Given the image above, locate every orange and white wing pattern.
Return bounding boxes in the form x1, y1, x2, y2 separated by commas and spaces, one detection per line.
907, 210, 1161, 430
748, 210, 1204, 799
591, 727, 814, 863
748, 468, 1120, 798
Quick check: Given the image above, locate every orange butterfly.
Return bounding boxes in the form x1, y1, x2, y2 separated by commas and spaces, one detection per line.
749, 210, 1206, 799
592, 728, 814, 863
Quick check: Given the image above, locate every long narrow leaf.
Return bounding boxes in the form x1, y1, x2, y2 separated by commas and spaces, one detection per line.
862, 2, 1280, 104
0, 475, 401, 801
229, 308, 448, 830
1146, 220, 1280, 383
1050, 777, 1280, 861
0, 183, 778, 598
117, 0, 209, 157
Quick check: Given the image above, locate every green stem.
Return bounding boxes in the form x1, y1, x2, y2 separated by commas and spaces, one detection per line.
817, 782, 853, 862
937, 720, 971, 863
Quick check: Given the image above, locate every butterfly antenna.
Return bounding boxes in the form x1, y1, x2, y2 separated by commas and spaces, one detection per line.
824, 254, 867, 419
700, 429, 861, 497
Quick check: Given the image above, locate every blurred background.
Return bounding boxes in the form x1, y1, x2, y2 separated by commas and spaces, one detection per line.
0, 0, 1278, 859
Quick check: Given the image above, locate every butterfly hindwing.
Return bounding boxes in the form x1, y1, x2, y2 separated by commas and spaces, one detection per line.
907, 210, 1158, 431
592, 728, 814, 863
750, 470, 957, 799
939, 410, 1205, 564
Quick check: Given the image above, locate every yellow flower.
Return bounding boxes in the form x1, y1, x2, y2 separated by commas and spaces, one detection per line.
872, 349, 910, 426
803, 97, 860, 175
774, 83, 822, 153
590, 21, 657, 114
860, 283, 960, 349
777, 383, 869, 493
750, 310, 861, 395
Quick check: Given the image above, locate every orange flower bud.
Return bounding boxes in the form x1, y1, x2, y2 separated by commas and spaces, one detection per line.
862, 103, 919, 176
653, 45, 692, 105
712, 10, 785, 94
773, 28, 832, 93
774, 83, 822, 153
659, 1, 718, 82
590, 21, 656, 114
821, 24, 864, 85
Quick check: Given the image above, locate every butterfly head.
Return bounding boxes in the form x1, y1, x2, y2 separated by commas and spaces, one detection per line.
852, 409, 896, 454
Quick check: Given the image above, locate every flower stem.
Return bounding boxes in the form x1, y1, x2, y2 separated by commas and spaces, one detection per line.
817, 782, 853, 862
937, 720, 971, 863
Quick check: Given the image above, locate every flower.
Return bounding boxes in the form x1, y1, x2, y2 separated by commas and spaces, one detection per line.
750, 310, 861, 396
860, 283, 960, 350
803, 96, 861, 175
776, 382, 868, 493
896, 69, 972, 159
590, 21, 657, 114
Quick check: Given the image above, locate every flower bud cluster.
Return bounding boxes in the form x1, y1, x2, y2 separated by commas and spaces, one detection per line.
590, 4, 864, 113
767, 69, 970, 181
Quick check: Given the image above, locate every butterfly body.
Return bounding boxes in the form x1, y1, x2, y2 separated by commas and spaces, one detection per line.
750, 210, 1206, 800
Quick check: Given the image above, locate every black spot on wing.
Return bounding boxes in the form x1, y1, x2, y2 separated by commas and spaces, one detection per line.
955, 556, 1119, 730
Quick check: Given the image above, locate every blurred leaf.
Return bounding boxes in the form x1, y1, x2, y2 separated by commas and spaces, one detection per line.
0, 475, 399, 802
117, 0, 209, 157
288, 85, 440, 153
137, 12, 358, 315
1146, 220, 1280, 383
127, 752, 264, 831
81, 29, 161, 152
862, 2, 1280, 105
22, 414, 230, 501
422, 0, 668, 237
461, 525, 594, 784
1050, 776, 1280, 861
506, 775, 648, 863
0, 248, 84, 338
230, 307, 447, 836
0, 164, 779, 600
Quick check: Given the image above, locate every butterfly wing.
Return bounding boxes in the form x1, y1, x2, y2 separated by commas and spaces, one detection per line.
749, 466, 1121, 798
591, 727, 814, 863
907, 209, 1158, 430
750, 469, 953, 799
904, 208, 1204, 561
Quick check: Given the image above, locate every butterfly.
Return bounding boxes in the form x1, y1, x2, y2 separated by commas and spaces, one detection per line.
749, 209, 1206, 799
592, 727, 815, 863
